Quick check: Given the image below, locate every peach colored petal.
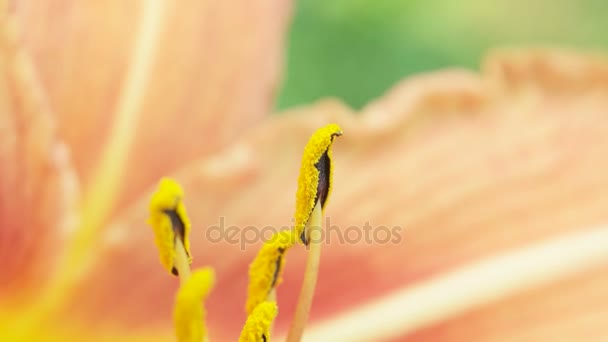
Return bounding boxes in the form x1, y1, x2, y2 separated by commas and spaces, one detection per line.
405, 265, 608, 341
301, 224, 608, 341
60, 49, 608, 340
0, 11, 78, 305
13, 0, 292, 211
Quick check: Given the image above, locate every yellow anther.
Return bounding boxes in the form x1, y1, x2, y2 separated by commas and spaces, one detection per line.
294, 123, 342, 245
246, 230, 297, 315
147, 177, 193, 276
174, 268, 215, 342
239, 301, 278, 342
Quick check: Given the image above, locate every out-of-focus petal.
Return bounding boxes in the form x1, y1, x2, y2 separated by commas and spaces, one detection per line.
0, 314, 170, 342
13, 0, 292, 209
0, 13, 79, 305
301, 224, 608, 341
60, 49, 608, 340
406, 267, 608, 341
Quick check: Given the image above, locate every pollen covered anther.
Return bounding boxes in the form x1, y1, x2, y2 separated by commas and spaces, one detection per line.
294, 123, 342, 245
174, 268, 215, 342
147, 177, 193, 276
239, 301, 278, 342
246, 230, 297, 314
287, 124, 342, 342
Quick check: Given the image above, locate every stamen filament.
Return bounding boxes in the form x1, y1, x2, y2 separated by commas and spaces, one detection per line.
174, 238, 192, 285
287, 201, 323, 342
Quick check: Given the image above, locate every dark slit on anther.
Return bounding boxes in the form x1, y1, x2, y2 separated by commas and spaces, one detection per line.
270, 248, 285, 289
301, 150, 331, 245
164, 209, 186, 276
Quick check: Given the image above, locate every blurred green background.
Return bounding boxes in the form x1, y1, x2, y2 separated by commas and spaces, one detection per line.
277, 0, 608, 109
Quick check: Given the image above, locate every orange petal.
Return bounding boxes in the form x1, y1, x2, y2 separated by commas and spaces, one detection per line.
406, 265, 608, 341
301, 224, 608, 341
61, 49, 608, 340
0, 11, 79, 306
13, 0, 292, 210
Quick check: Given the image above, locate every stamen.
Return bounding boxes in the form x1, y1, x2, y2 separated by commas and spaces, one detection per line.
239, 301, 278, 342
174, 268, 215, 342
294, 123, 342, 245
287, 124, 342, 342
147, 178, 193, 280
246, 230, 297, 315
287, 201, 323, 342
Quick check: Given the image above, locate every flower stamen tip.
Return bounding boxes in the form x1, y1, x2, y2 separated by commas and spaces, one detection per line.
174, 267, 215, 342
294, 123, 342, 245
147, 177, 193, 276
246, 230, 297, 314
239, 301, 278, 342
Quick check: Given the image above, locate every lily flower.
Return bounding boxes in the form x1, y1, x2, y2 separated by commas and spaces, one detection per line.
3, 1, 608, 342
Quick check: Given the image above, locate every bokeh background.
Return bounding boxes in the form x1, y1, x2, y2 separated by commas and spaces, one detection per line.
279, 0, 608, 109
4, 0, 608, 341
